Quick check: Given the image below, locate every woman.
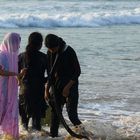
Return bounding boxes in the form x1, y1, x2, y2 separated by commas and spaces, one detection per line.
0, 33, 21, 139
45, 34, 82, 137
18, 32, 48, 131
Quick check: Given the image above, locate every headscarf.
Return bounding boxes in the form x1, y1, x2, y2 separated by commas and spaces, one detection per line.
0, 32, 21, 72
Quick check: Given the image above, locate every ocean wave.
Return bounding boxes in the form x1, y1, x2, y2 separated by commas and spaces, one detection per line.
1, 12, 140, 28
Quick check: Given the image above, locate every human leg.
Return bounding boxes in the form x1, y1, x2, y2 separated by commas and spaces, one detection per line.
49, 94, 63, 137
50, 107, 60, 137
32, 113, 41, 131
66, 84, 81, 126
19, 104, 29, 130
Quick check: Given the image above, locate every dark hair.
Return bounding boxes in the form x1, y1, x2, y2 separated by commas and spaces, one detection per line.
45, 34, 59, 49
25, 32, 43, 64
26, 32, 43, 52
59, 37, 66, 48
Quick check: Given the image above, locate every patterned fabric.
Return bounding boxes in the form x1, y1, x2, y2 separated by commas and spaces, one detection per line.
0, 33, 20, 139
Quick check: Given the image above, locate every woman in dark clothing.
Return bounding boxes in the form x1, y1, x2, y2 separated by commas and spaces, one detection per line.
44, 34, 82, 137
18, 32, 48, 131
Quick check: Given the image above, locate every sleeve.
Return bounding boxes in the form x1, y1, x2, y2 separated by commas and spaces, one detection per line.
69, 47, 81, 81
0, 53, 6, 70
18, 54, 23, 73
43, 54, 48, 83
46, 52, 51, 76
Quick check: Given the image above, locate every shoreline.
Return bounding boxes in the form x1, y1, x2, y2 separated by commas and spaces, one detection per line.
18, 119, 140, 140
17, 120, 140, 140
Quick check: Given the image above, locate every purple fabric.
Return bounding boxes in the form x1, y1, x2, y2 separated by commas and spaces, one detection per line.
0, 33, 21, 138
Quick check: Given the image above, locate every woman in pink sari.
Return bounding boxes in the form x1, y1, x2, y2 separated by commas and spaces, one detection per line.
0, 33, 21, 139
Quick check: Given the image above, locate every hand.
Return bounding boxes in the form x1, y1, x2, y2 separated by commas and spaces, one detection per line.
44, 90, 50, 101
62, 80, 75, 97
16, 74, 22, 86
20, 68, 27, 76
17, 68, 27, 79
44, 83, 50, 101
16, 68, 27, 85
62, 85, 70, 97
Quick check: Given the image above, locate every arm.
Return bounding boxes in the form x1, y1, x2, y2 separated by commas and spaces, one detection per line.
44, 82, 50, 101
69, 47, 81, 81
0, 65, 27, 87
62, 80, 75, 97
62, 47, 81, 97
17, 68, 27, 85
0, 65, 18, 76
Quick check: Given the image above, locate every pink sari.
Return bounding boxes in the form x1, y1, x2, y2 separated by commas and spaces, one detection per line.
0, 33, 21, 139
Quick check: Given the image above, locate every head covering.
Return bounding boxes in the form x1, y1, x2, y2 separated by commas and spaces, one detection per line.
0, 32, 21, 53
0, 32, 21, 72
0, 32, 20, 138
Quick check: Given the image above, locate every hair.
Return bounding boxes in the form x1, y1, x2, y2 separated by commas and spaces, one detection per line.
45, 34, 59, 49
58, 37, 66, 47
26, 32, 43, 52
45, 34, 67, 54
58, 37, 66, 53
25, 32, 43, 64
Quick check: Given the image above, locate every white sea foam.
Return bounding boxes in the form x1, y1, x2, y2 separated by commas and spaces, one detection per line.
17, 117, 140, 140
112, 114, 140, 138
0, 0, 140, 28
1, 12, 140, 28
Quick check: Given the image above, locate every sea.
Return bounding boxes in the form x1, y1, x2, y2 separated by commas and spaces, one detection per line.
0, 0, 140, 139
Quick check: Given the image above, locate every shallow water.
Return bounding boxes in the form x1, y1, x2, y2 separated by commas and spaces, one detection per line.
0, 25, 139, 138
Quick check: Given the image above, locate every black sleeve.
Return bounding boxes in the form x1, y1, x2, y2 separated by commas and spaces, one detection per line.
44, 54, 48, 83
18, 53, 22, 73
18, 53, 26, 73
69, 47, 81, 81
